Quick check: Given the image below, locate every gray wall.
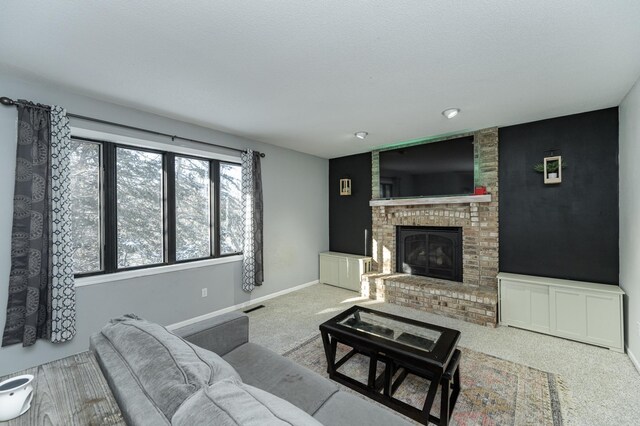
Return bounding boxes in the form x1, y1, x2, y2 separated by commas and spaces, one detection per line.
620, 76, 640, 368
0, 70, 329, 376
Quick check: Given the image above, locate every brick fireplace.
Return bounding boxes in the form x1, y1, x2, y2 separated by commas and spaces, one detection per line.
362, 128, 499, 326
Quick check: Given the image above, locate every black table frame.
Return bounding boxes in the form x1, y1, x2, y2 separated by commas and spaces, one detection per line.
319, 306, 461, 425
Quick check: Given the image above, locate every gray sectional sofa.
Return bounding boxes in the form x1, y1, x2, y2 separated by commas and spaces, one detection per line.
90, 311, 412, 425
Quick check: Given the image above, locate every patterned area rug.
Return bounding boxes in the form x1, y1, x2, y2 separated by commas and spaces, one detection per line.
283, 335, 572, 425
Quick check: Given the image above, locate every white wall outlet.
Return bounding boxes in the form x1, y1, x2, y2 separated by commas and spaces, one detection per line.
201, 288, 208, 298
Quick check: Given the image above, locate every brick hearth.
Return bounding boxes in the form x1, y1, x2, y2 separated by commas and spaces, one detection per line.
361, 273, 498, 327
364, 127, 499, 326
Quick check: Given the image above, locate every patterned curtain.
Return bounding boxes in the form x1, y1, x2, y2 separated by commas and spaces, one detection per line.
49, 106, 76, 343
241, 150, 264, 292
2, 102, 76, 347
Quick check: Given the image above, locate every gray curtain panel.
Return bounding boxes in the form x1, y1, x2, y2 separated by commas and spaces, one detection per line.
2, 102, 76, 347
2, 102, 52, 347
49, 105, 76, 343
241, 150, 264, 292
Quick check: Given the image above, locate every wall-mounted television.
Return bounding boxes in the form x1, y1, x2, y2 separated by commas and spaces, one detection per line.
378, 136, 474, 198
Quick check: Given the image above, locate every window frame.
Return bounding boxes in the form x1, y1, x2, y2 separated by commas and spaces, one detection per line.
68, 138, 105, 275
71, 136, 243, 279
211, 160, 244, 259
173, 153, 213, 263
218, 161, 245, 256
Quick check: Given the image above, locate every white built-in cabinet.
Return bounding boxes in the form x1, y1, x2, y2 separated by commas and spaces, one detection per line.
498, 272, 625, 352
319, 252, 372, 292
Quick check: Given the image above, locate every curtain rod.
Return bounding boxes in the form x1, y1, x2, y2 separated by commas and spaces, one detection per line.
0, 96, 265, 158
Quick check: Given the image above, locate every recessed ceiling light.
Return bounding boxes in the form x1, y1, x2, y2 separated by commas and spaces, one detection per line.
355, 131, 368, 139
442, 108, 460, 119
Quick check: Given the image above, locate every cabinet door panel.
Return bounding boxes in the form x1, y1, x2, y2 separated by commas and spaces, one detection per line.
586, 294, 621, 347
340, 259, 364, 291
320, 256, 340, 286
338, 259, 350, 288
530, 286, 550, 331
551, 290, 586, 338
501, 280, 549, 332
501, 281, 531, 327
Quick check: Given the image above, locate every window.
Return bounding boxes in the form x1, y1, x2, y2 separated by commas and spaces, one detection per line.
69, 140, 102, 274
116, 148, 164, 268
219, 163, 243, 254
68, 137, 242, 277
175, 157, 211, 260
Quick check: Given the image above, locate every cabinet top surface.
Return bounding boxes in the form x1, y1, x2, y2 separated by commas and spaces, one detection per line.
320, 251, 372, 260
497, 272, 624, 295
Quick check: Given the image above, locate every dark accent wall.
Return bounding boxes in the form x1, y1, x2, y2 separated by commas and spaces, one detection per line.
499, 108, 619, 284
329, 152, 372, 255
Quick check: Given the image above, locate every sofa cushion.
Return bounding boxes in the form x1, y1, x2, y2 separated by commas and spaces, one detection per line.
100, 314, 240, 420
172, 378, 323, 426
313, 391, 414, 426
173, 311, 249, 356
223, 342, 339, 415
91, 333, 171, 425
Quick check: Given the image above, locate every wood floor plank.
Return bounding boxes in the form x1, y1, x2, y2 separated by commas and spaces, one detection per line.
0, 352, 124, 425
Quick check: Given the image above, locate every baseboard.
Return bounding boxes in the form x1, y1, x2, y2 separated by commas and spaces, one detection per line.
627, 346, 640, 375
166, 280, 319, 330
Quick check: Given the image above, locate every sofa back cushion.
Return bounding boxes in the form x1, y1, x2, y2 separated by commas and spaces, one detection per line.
172, 378, 323, 426
99, 314, 240, 420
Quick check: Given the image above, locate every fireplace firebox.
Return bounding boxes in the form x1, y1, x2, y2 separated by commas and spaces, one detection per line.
396, 226, 462, 282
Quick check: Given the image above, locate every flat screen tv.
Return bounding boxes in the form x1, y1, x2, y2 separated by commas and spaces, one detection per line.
378, 136, 474, 198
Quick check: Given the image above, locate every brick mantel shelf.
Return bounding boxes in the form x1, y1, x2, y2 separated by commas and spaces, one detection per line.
369, 194, 491, 207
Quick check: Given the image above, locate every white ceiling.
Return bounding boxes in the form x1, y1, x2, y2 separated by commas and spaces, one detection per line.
2, 1, 640, 159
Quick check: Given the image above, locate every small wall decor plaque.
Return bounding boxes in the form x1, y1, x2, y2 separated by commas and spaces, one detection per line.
543, 156, 562, 184
340, 178, 352, 196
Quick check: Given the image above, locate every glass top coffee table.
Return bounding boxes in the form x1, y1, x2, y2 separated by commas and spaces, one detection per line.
319, 306, 461, 426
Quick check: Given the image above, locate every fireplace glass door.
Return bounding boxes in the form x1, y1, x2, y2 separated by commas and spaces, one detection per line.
397, 226, 462, 282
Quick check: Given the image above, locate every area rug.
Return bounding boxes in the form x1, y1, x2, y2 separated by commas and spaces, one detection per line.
283, 335, 572, 426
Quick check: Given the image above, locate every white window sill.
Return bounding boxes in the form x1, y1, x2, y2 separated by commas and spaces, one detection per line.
75, 255, 243, 288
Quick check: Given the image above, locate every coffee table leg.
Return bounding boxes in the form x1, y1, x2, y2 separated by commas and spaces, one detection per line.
440, 376, 450, 426
383, 359, 394, 396
421, 373, 442, 423
445, 349, 462, 421
449, 364, 461, 417
368, 355, 377, 389
321, 331, 336, 375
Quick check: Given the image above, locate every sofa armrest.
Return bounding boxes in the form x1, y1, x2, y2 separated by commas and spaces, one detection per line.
171, 311, 249, 356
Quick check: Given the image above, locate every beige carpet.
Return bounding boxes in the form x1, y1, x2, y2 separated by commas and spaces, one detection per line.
247, 284, 639, 425
284, 334, 572, 425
